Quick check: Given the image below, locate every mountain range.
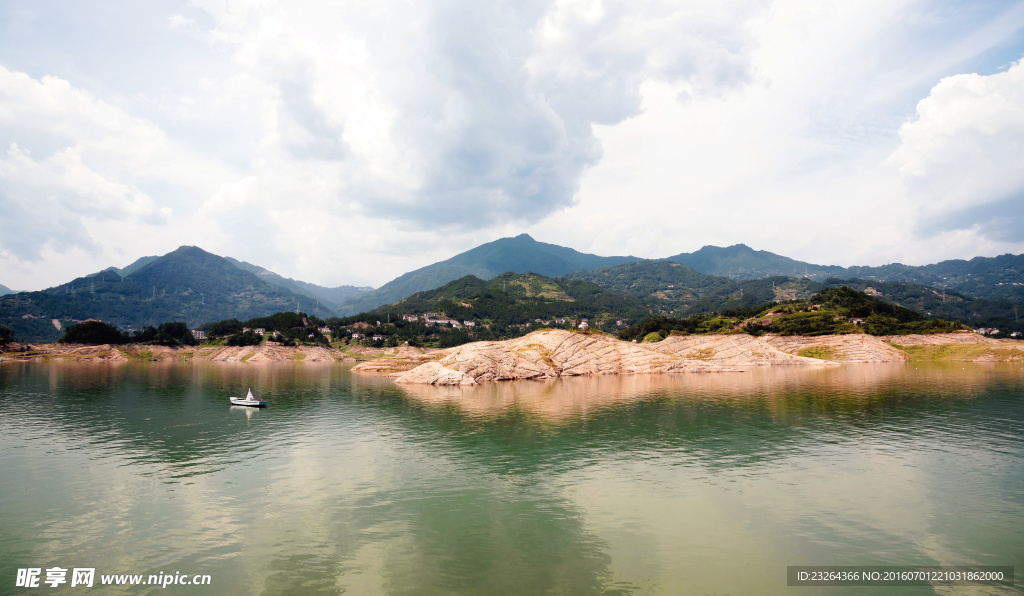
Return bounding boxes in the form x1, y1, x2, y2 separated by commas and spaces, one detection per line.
665, 243, 1024, 302
335, 234, 639, 314
2, 236, 1023, 342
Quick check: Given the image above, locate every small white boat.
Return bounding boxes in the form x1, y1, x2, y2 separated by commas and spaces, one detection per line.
229, 388, 267, 407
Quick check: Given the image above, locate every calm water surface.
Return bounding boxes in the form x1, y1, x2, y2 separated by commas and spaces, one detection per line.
1, 361, 1022, 595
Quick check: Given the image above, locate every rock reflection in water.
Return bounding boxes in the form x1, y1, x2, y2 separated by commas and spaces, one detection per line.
393, 363, 1003, 421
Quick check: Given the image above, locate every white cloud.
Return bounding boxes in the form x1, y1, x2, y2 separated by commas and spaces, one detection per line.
192, 0, 764, 227
0, 142, 166, 258
2, 0, 1024, 292
530, 1, 1024, 268
892, 58, 1024, 242
169, 14, 196, 28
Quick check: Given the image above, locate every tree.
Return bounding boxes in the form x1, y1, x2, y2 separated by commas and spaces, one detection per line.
59, 321, 128, 345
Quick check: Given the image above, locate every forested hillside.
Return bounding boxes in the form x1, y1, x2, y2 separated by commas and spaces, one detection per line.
0, 246, 332, 341
337, 234, 640, 314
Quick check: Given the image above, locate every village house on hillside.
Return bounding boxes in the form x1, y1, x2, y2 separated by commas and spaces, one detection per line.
402, 314, 418, 322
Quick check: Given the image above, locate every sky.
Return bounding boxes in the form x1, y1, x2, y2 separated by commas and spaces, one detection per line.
2, 0, 1024, 292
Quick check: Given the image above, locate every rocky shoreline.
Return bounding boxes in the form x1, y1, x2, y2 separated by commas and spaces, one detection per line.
4, 330, 1022, 386
354, 329, 1024, 385
0, 342, 441, 364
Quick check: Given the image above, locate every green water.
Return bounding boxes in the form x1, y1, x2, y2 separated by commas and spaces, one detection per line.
1, 361, 1022, 595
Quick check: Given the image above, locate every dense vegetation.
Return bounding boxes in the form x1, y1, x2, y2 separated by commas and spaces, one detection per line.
0, 324, 13, 344
619, 287, 965, 341
203, 312, 329, 347
58, 320, 198, 346
59, 321, 129, 344
564, 260, 823, 315
825, 279, 1024, 335
300, 272, 648, 348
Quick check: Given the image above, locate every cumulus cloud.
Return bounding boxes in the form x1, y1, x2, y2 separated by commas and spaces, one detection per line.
893, 58, 1024, 242
0, 64, 234, 266
3, 0, 1023, 291
0, 143, 167, 259
193, 0, 762, 227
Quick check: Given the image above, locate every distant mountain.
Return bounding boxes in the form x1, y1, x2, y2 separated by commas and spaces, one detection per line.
565, 256, 1023, 333
368, 271, 650, 328
836, 254, 1024, 303
0, 246, 335, 341
563, 260, 823, 315
564, 260, 737, 310
338, 234, 640, 314
666, 244, 1024, 303
665, 244, 845, 280
0, 283, 15, 296
225, 257, 371, 306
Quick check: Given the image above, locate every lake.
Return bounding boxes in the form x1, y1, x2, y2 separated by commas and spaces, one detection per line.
1, 361, 1021, 594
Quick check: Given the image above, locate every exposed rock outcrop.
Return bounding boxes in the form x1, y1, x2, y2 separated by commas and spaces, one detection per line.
383, 330, 836, 385
762, 334, 908, 363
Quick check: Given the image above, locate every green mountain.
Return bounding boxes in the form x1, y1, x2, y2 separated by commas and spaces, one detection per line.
225, 257, 371, 306
324, 272, 650, 346
371, 272, 649, 325
0, 283, 15, 296
563, 260, 823, 315
337, 234, 640, 315
0, 246, 335, 342
565, 258, 1022, 333
665, 244, 844, 281
622, 286, 964, 342
666, 244, 1024, 302
837, 254, 1024, 302
827, 279, 1023, 334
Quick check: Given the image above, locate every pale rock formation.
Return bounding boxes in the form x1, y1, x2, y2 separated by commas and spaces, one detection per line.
388, 330, 834, 385
763, 334, 908, 363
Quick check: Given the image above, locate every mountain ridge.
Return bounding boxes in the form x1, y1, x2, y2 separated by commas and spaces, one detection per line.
665, 244, 1024, 302
336, 234, 641, 314
0, 246, 335, 341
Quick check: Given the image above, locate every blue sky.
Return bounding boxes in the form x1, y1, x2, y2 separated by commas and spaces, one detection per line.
2, 0, 1024, 291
